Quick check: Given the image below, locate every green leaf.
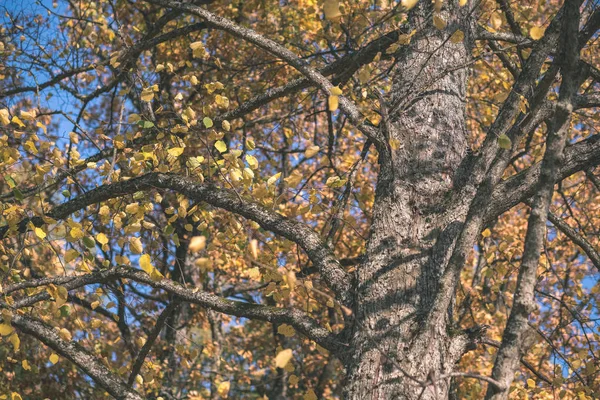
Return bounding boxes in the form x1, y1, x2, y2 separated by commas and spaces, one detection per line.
138, 120, 154, 129
203, 117, 213, 128
13, 188, 23, 201
5, 176, 16, 189
498, 134, 512, 150
82, 236, 96, 248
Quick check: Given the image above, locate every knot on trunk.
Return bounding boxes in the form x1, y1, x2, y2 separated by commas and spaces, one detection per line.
464, 324, 490, 351
448, 324, 490, 362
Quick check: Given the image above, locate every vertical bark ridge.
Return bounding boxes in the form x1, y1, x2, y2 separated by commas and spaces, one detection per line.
344, 2, 473, 398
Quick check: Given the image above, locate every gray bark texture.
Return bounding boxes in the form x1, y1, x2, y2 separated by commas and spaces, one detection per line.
2, 0, 600, 399
343, 2, 475, 398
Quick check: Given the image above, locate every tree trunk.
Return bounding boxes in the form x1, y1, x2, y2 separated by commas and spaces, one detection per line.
344, 2, 476, 398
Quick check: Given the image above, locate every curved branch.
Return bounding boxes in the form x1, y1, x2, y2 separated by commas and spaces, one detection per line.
8, 312, 143, 400
148, 0, 383, 145
486, 134, 600, 222
546, 211, 600, 270
120, 268, 346, 353
2, 172, 351, 305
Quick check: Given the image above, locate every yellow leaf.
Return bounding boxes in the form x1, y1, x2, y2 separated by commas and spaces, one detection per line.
96, 233, 109, 245
490, 12, 502, 30
459, 0, 467, 6
49, 353, 59, 364
12, 393, 23, 400
150, 268, 164, 282
433, 15, 446, 30
90, 301, 100, 310
9, 333, 20, 351
11, 116, 25, 128
482, 228, 491, 238
91, 319, 102, 328
397, 30, 416, 45
125, 203, 139, 214
330, 86, 343, 96
217, 381, 230, 398
190, 41, 204, 50
527, 378, 535, 388
140, 87, 154, 102
250, 239, 258, 259
0, 109, 10, 125
277, 324, 295, 337
275, 349, 293, 368
215, 140, 227, 153
21, 360, 30, 371
326, 176, 347, 188
129, 237, 143, 254
215, 94, 230, 109
450, 30, 465, 44
36, 121, 47, 134
323, 0, 341, 21
358, 66, 371, 84
167, 147, 185, 157
284, 171, 303, 187
304, 389, 318, 400
64, 249, 79, 263
55, 286, 68, 308
20, 110, 36, 121
140, 254, 155, 274
70, 227, 85, 240
530, 26, 545, 40
245, 154, 259, 169
328, 95, 339, 111
222, 120, 231, 131
304, 145, 320, 158
190, 41, 206, 58
34, 227, 46, 240
58, 328, 72, 341
401, 0, 419, 10
189, 236, 206, 253
0, 323, 14, 336
267, 172, 281, 186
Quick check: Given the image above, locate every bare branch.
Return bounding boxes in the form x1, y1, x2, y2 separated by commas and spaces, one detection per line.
546, 211, 600, 270
128, 300, 180, 385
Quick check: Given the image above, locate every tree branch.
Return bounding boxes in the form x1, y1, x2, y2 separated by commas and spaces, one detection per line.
148, 0, 383, 146
119, 267, 346, 353
546, 211, 600, 270
486, 134, 600, 222
128, 300, 180, 385
486, 1, 580, 396
7, 312, 143, 400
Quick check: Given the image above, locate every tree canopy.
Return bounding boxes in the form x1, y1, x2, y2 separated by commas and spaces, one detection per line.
0, 0, 599, 399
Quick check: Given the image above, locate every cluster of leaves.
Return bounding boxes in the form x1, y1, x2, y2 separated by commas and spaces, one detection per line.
0, 0, 598, 399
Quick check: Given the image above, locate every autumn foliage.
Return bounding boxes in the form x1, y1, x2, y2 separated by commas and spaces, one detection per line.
0, 0, 599, 399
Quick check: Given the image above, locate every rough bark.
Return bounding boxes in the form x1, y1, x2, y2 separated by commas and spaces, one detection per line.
485, 1, 581, 397
3, 1, 600, 399
343, 2, 476, 398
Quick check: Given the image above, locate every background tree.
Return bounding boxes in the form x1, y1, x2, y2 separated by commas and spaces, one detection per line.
0, 0, 599, 399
